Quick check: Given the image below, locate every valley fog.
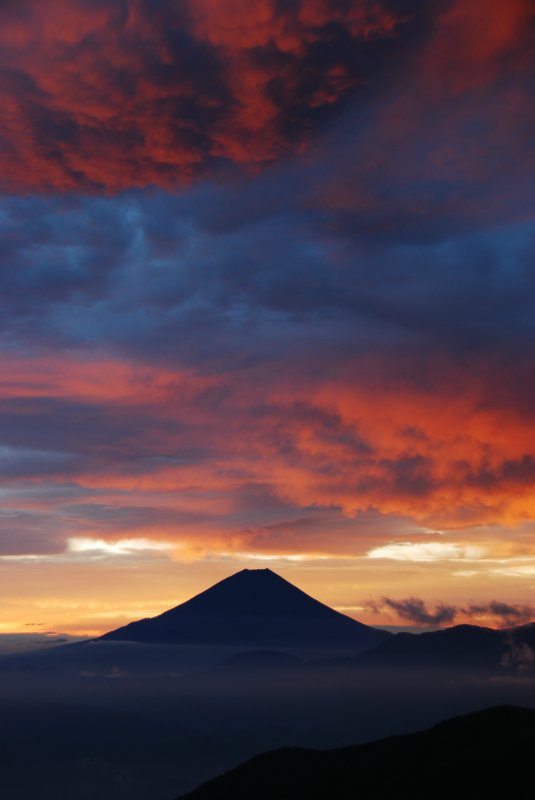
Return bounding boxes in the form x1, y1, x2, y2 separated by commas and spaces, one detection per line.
1, 650, 534, 800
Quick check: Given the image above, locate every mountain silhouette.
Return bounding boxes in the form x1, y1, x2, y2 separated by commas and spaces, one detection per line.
176, 705, 535, 799
101, 568, 390, 652
350, 621, 535, 672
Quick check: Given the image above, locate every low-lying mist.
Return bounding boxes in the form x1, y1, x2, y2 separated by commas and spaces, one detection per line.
0, 643, 534, 800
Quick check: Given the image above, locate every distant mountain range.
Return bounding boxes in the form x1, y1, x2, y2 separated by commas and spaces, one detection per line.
349, 621, 535, 672
101, 568, 391, 654
176, 706, 535, 799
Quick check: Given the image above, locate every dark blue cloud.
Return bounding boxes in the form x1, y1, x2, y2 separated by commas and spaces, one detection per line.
1, 186, 535, 371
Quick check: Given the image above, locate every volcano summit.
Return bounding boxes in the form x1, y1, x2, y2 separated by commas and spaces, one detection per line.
101, 568, 390, 654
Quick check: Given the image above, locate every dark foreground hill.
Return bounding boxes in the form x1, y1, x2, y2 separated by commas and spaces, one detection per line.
350, 621, 535, 673
101, 568, 390, 654
177, 706, 535, 800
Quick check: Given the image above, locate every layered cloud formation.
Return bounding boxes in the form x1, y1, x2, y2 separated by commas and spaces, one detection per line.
0, 0, 535, 630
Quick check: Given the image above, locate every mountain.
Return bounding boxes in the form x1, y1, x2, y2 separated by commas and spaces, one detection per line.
101, 568, 391, 654
350, 621, 535, 672
176, 705, 535, 799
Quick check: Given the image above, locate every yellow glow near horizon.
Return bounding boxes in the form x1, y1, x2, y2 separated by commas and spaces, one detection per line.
0, 538, 534, 636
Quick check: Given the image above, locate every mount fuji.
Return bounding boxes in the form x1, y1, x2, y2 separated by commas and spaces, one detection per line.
101, 568, 390, 654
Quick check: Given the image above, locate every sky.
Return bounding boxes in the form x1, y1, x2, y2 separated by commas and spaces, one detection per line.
1, 0, 535, 635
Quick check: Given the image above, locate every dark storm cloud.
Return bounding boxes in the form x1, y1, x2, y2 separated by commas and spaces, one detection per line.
0, 395, 194, 461
2, 189, 535, 365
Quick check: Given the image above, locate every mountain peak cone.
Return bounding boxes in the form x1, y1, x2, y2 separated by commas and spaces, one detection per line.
101, 568, 390, 654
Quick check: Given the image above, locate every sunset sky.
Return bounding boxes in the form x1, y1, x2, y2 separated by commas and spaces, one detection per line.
1, 0, 535, 635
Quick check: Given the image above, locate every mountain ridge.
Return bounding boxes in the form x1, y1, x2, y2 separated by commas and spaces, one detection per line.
348, 619, 535, 672
176, 705, 535, 799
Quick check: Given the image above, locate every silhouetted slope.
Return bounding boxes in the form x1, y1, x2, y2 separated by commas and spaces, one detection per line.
177, 706, 535, 799
101, 569, 391, 651
351, 622, 535, 671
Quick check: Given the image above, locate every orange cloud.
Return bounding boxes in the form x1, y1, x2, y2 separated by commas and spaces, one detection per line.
3, 350, 535, 531
0, 351, 217, 404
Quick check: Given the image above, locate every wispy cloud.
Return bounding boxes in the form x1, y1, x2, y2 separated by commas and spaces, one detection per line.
366, 597, 535, 628
366, 543, 486, 562
67, 537, 176, 557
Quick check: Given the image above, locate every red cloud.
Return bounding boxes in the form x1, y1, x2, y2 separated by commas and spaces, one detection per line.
0, 0, 403, 192
423, 0, 535, 94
